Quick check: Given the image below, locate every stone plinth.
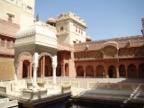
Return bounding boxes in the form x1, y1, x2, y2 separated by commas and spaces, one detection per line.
21, 88, 47, 100
0, 85, 8, 94
61, 86, 71, 93
0, 98, 18, 108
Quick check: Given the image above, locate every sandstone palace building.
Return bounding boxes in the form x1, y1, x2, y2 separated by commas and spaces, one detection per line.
0, 0, 144, 81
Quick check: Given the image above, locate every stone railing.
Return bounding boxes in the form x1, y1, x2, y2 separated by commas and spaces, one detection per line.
0, 19, 19, 37
0, 98, 18, 108
0, 86, 8, 94
61, 86, 71, 93
21, 88, 47, 100
74, 35, 144, 51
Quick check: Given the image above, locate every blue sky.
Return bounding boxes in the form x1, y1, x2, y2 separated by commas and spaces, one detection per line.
35, 0, 144, 40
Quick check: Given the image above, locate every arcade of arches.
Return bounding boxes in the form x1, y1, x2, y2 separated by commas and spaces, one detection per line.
19, 54, 144, 78
17, 54, 70, 79
17, 48, 144, 79
76, 63, 144, 78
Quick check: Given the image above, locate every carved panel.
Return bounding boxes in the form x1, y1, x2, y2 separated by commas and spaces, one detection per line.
103, 46, 117, 56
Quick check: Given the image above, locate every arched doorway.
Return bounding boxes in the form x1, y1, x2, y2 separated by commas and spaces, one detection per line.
38, 55, 52, 77
22, 60, 30, 78
65, 63, 69, 76
86, 65, 94, 77
108, 65, 116, 78
119, 64, 126, 77
76, 66, 84, 77
127, 64, 137, 78
139, 63, 144, 78
96, 65, 105, 77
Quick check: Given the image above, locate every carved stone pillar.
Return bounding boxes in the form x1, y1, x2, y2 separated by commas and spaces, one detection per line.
84, 67, 86, 77
14, 64, 18, 83
52, 55, 57, 85
29, 61, 32, 79
21, 60, 24, 79
32, 52, 39, 86
104, 65, 108, 78
116, 65, 119, 78
61, 63, 65, 77
42, 56, 45, 77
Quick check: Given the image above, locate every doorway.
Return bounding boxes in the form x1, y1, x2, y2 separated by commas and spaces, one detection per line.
108, 65, 116, 78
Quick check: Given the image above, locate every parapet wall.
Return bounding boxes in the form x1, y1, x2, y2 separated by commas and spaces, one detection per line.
56, 12, 86, 27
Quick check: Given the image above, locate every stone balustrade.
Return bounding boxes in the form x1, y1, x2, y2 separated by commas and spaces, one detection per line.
0, 85, 7, 94
21, 88, 47, 100
0, 98, 18, 108
61, 85, 71, 93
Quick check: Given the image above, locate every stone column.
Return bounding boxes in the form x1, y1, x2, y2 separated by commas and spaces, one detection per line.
116, 65, 119, 78
14, 64, 18, 83
84, 68, 86, 77
42, 56, 45, 77
61, 63, 65, 77
52, 55, 57, 85
29, 61, 32, 79
32, 52, 39, 86
104, 65, 108, 78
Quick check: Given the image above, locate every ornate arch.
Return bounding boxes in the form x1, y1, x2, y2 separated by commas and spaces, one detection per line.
76, 65, 84, 77
139, 63, 144, 78
96, 65, 105, 77
127, 64, 137, 78
119, 64, 126, 77
108, 65, 116, 78
86, 65, 94, 77
18, 52, 32, 61
38, 52, 52, 60
102, 41, 118, 49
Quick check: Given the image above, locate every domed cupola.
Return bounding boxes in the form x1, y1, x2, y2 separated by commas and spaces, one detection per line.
46, 17, 56, 27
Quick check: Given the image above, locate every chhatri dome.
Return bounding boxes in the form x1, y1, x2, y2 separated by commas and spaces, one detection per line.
46, 17, 56, 26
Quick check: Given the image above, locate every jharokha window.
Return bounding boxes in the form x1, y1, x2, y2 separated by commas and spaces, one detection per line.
7, 13, 15, 22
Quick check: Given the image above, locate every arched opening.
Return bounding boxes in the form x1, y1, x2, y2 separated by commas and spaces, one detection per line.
119, 64, 126, 77
22, 60, 30, 78
56, 64, 61, 76
38, 55, 52, 77
76, 66, 84, 77
127, 64, 137, 78
139, 63, 144, 78
86, 65, 94, 77
108, 65, 116, 78
96, 65, 105, 77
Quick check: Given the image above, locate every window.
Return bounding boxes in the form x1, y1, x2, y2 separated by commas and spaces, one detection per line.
7, 13, 14, 22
